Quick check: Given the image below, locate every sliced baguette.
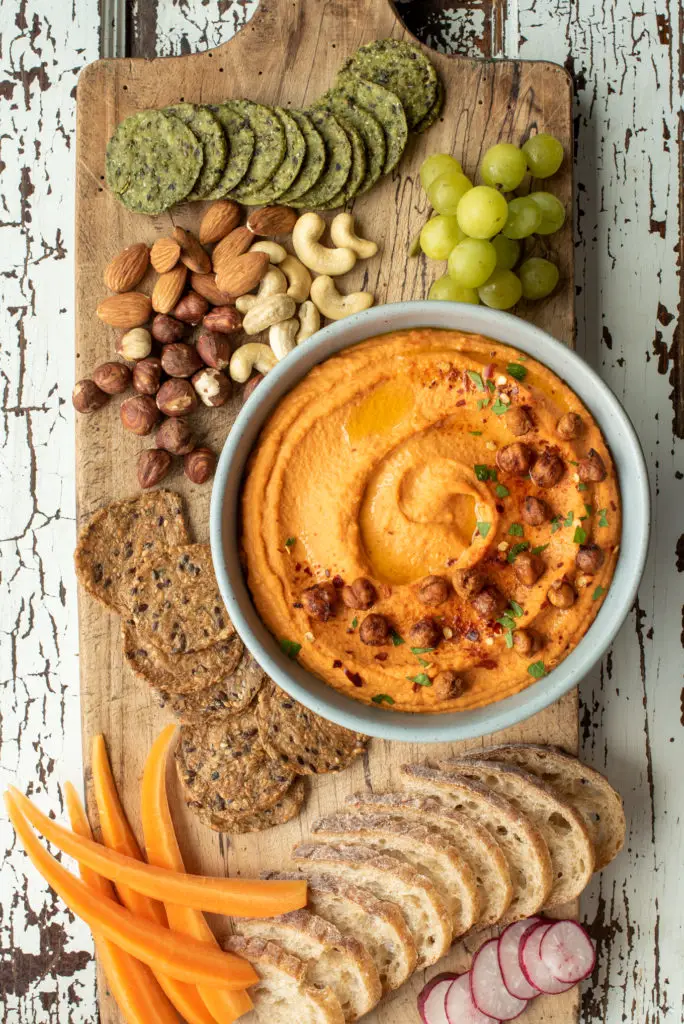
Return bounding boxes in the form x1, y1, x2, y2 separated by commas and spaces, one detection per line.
291, 842, 452, 967
401, 763, 553, 923
443, 757, 595, 907
346, 790, 513, 928
224, 935, 344, 1024
263, 871, 417, 993
236, 910, 381, 1021
311, 812, 479, 937
463, 743, 626, 870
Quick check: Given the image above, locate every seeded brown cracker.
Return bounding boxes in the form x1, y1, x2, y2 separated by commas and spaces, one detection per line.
74, 490, 190, 612
122, 622, 244, 695
256, 683, 368, 775
149, 647, 268, 723
198, 777, 306, 833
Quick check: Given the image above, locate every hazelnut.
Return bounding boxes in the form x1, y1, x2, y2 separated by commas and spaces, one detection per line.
547, 579, 576, 609
120, 394, 159, 435
91, 361, 131, 395
132, 357, 162, 395
117, 327, 152, 361
203, 305, 243, 334
575, 544, 605, 575
496, 442, 534, 476
243, 373, 264, 402
184, 446, 216, 484
506, 406, 533, 436
522, 496, 549, 526
415, 575, 450, 606
151, 313, 186, 345
512, 629, 543, 657
433, 670, 465, 701
530, 448, 564, 488
359, 613, 390, 646
192, 367, 232, 407
471, 585, 508, 620
156, 379, 198, 417
556, 412, 583, 440
137, 448, 172, 489
514, 551, 545, 586
452, 567, 486, 600
72, 379, 109, 413
408, 617, 442, 649
196, 329, 232, 370
341, 577, 377, 611
302, 582, 338, 622
155, 417, 196, 456
161, 343, 204, 379
578, 448, 607, 483
172, 290, 209, 325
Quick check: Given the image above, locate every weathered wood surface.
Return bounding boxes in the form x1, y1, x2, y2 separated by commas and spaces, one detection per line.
0, 1, 681, 1023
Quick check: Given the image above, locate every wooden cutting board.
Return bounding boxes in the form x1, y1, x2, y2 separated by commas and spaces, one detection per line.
75, 1, 577, 1021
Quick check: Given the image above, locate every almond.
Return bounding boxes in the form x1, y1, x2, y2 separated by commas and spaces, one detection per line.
247, 205, 298, 236
190, 272, 234, 306
150, 236, 181, 273
96, 292, 152, 328
215, 251, 270, 298
152, 264, 188, 314
199, 200, 242, 245
212, 227, 254, 273
173, 226, 212, 275
103, 243, 150, 292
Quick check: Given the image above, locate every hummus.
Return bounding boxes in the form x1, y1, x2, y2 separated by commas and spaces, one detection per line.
241, 329, 620, 713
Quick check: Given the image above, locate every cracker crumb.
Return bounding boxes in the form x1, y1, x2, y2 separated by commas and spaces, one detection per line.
304, 631, 315, 643
486, 440, 497, 451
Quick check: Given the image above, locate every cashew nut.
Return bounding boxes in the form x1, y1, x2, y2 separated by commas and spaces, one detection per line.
330, 213, 378, 259
236, 294, 258, 313
242, 293, 297, 335
229, 343, 277, 383
249, 240, 287, 264
292, 212, 357, 276
296, 300, 320, 343
269, 318, 299, 361
310, 276, 374, 321
257, 266, 287, 299
279, 255, 312, 303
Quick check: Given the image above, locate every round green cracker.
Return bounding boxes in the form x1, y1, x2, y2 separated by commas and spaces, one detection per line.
205, 102, 255, 198
316, 89, 386, 195
288, 109, 352, 208
164, 102, 227, 199
277, 109, 327, 202
244, 107, 307, 204
333, 72, 408, 174
228, 101, 287, 201
321, 117, 367, 208
106, 109, 203, 214
340, 38, 438, 130
414, 77, 445, 134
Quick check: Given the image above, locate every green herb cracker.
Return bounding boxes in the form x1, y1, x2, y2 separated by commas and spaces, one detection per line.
333, 72, 408, 174
340, 38, 438, 130
164, 102, 226, 199
277, 109, 327, 202
205, 101, 255, 197
245, 107, 307, 204
289, 108, 352, 208
228, 100, 287, 201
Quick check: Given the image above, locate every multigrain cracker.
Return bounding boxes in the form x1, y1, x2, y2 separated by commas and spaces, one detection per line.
315, 90, 386, 194
198, 777, 306, 833
205, 101, 256, 197
150, 647, 267, 723
228, 101, 287, 200
289, 109, 352, 208
122, 622, 243, 695
322, 117, 367, 208
339, 39, 438, 130
164, 102, 227, 199
245, 107, 307, 204
332, 73, 407, 174
277, 110, 327, 202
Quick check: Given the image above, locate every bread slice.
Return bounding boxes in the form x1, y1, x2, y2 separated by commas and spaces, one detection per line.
346, 790, 513, 929
291, 842, 452, 967
224, 935, 344, 1024
311, 812, 479, 937
443, 758, 595, 907
401, 763, 553, 923
263, 872, 417, 993
464, 743, 625, 870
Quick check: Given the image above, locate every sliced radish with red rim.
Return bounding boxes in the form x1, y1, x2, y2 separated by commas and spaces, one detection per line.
540, 921, 596, 984
520, 923, 575, 995
418, 974, 458, 1024
445, 974, 500, 1024
498, 917, 544, 999
471, 938, 529, 1020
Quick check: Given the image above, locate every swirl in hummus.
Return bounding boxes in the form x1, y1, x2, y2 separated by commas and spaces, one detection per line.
241, 329, 620, 713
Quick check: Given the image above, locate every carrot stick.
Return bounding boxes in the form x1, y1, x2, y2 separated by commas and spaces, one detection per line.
9, 785, 306, 918
89, 738, 222, 1024
64, 783, 180, 1024
141, 725, 253, 1023
5, 792, 257, 989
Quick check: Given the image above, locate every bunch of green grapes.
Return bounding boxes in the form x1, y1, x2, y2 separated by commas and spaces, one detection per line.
419, 135, 564, 309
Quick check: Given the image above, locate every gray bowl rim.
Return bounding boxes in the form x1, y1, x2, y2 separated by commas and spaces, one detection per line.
210, 301, 650, 743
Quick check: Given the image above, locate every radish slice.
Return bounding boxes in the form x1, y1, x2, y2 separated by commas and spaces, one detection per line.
520, 923, 575, 995
446, 974, 499, 1024
418, 974, 458, 1024
471, 938, 529, 1020
540, 921, 596, 983
499, 918, 544, 999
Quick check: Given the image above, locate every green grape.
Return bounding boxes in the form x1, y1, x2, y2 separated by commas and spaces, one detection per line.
427, 172, 473, 215
492, 234, 521, 270
420, 153, 463, 192
502, 196, 543, 239
477, 269, 522, 310
522, 134, 564, 178
528, 191, 566, 234
456, 186, 509, 239
420, 215, 465, 259
480, 143, 527, 192
519, 257, 560, 299
447, 238, 497, 289
428, 275, 479, 303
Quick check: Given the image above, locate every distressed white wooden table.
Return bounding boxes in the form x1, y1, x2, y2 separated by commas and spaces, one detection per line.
1, 1, 681, 1021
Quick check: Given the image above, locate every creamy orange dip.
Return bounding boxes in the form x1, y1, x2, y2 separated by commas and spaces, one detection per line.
240, 329, 621, 713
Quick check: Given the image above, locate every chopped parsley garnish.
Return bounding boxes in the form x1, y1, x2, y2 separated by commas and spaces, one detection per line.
284, 536, 296, 548
584, 504, 594, 517
279, 638, 302, 660
531, 543, 549, 555
573, 526, 587, 544
598, 508, 609, 527
467, 370, 486, 391
577, 482, 588, 491
475, 464, 497, 482
469, 430, 483, 436
372, 693, 395, 705
351, 617, 358, 629
563, 510, 574, 528
477, 521, 492, 538
507, 362, 528, 382
504, 630, 515, 648
486, 379, 496, 393
491, 398, 509, 415
507, 541, 530, 563
477, 397, 490, 410
592, 585, 606, 601
407, 672, 432, 687
551, 516, 562, 533
508, 523, 524, 537
508, 600, 524, 618
528, 660, 547, 679
390, 629, 405, 647
411, 646, 436, 655
497, 614, 518, 631
495, 484, 510, 498
569, 459, 579, 466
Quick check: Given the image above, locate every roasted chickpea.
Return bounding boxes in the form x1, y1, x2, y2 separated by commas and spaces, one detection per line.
547, 579, 576, 609
512, 628, 543, 657
433, 670, 466, 701
415, 575, 450, 606
556, 412, 583, 440
530, 448, 564, 488
359, 613, 390, 646
579, 448, 607, 483
471, 585, 508, 620
452, 566, 487, 599
301, 582, 337, 622
506, 406, 533, 436
408, 617, 442, 649
522, 495, 549, 526
341, 577, 377, 611
575, 544, 605, 575
514, 551, 545, 586
496, 442, 534, 476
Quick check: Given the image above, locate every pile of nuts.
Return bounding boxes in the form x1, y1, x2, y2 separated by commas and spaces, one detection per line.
74, 200, 379, 490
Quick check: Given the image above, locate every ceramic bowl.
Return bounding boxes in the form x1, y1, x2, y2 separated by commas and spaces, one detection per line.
210, 302, 650, 742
